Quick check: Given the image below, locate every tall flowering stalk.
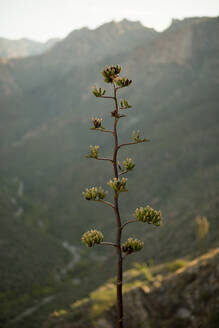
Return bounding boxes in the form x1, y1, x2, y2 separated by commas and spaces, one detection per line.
82, 65, 162, 328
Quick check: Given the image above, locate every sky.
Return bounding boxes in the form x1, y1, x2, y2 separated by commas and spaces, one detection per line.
0, 0, 219, 42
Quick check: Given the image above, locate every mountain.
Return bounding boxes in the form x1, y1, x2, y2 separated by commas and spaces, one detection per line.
0, 19, 157, 100
0, 37, 59, 59
0, 17, 218, 327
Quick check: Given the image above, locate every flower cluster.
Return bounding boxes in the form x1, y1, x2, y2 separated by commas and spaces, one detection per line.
121, 238, 144, 254
134, 205, 162, 226
82, 229, 104, 247
107, 177, 128, 192
102, 65, 121, 83
92, 86, 106, 97
115, 77, 132, 88
120, 99, 132, 109
91, 117, 104, 129
122, 158, 135, 171
86, 145, 99, 159
82, 186, 107, 200
132, 130, 149, 143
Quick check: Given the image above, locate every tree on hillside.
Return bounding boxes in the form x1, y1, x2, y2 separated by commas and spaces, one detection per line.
195, 215, 209, 254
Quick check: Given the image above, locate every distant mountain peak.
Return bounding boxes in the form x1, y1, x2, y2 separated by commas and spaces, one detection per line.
168, 16, 216, 31
96, 18, 150, 33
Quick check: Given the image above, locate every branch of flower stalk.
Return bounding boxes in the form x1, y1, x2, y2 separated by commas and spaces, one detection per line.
95, 199, 115, 209
100, 95, 115, 100
117, 140, 147, 150
96, 157, 113, 163
122, 252, 131, 260
121, 219, 138, 230
100, 242, 119, 248
118, 170, 128, 176
91, 128, 114, 134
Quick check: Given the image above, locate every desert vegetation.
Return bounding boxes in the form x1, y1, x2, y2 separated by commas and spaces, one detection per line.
82, 65, 162, 327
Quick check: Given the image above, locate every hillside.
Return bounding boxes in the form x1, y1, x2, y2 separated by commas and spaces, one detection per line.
0, 19, 157, 102
0, 17, 219, 327
45, 248, 219, 328
0, 176, 71, 327
0, 37, 59, 59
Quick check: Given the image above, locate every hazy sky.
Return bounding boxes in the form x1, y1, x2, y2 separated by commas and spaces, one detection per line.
1, 0, 219, 41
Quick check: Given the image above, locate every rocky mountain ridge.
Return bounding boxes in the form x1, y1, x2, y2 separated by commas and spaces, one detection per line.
0, 19, 157, 98
47, 248, 219, 328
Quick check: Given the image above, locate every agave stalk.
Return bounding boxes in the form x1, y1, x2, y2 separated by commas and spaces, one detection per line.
82, 65, 162, 328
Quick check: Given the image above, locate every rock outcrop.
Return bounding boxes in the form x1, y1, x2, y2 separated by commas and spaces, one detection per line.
97, 249, 219, 328
47, 249, 219, 328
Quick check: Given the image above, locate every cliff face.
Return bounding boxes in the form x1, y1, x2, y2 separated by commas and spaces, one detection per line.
47, 249, 219, 328
97, 249, 219, 328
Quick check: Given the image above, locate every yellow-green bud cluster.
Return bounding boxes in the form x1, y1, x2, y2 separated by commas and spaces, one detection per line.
87, 145, 99, 159
102, 65, 122, 83
122, 238, 144, 254
134, 205, 162, 226
92, 86, 106, 97
82, 186, 107, 200
123, 158, 135, 171
82, 229, 104, 247
120, 99, 132, 109
107, 177, 128, 192
115, 77, 132, 88
91, 117, 103, 129
132, 130, 148, 143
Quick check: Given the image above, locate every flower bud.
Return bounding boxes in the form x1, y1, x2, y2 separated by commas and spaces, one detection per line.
82, 186, 107, 201
91, 117, 103, 129
134, 205, 162, 226
115, 77, 132, 88
86, 145, 99, 159
102, 65, 122, 83
122, 238, 144, 254
123, 158, 135, 171
92, 86, 106, 97
107, 177, 128, 192
82, 229, 104, 247
120, 99, 132, 109
132, 130, 149, 143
